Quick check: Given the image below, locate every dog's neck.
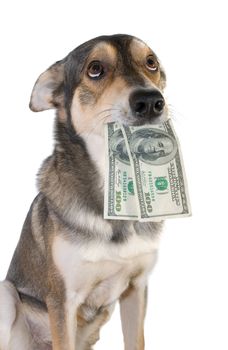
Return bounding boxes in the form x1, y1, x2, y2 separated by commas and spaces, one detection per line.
38, 118, 163, 241
37, 119, 105, 229
79, 130, 105, 185
57, 111, 106, 185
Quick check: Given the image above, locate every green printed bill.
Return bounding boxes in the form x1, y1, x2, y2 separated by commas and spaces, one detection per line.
104, 120, 191, 221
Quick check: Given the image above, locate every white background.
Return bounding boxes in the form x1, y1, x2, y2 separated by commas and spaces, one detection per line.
0, 1, 228, 349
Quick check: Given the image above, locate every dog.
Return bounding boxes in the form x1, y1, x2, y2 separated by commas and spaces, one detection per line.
0, 34, 168, 350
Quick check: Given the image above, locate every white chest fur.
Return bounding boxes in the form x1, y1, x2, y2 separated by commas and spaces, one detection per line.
52, 233, 159, 309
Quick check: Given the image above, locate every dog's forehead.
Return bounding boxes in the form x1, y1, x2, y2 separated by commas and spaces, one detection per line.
66, 36, 156, 72
87, 37, 152, 60
130, 38, 153, 57
87, 42, 117, 61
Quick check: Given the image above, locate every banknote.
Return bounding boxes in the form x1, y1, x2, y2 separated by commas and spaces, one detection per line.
104, 122, 139, 220
104, 120, 191, 221
121, 120, 191, 221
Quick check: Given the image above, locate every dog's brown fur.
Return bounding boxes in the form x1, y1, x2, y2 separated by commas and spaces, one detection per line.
0, 34, 167, 350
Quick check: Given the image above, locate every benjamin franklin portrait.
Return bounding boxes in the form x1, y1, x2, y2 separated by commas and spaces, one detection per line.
129, 128, 178, 165
109, 127, 177, 166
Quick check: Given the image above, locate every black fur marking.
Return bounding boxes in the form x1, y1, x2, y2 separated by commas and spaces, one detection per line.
110, 221, 133, 243
55, 115, 86, 147
78, 82, 96, 105
18, 291, 48, 311
108, 36, 146, 87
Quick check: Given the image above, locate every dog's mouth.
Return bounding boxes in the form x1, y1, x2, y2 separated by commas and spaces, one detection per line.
109, 107, 169, 127
126, 112, 168, 127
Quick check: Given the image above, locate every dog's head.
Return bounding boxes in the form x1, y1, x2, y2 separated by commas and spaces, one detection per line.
30, 34, 167, 135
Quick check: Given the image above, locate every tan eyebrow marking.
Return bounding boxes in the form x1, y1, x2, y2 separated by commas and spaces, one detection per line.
87, 42, 117, 64
129, 38, 152, 62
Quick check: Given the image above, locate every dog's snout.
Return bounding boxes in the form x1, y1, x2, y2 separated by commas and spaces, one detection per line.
129, 89, 165, 119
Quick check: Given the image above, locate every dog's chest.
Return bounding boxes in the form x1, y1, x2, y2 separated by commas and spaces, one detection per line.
53, 234, 158, 308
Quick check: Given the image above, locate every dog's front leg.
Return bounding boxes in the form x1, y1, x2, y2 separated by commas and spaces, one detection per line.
120, 284, 147, 350
47, 293, 80, 350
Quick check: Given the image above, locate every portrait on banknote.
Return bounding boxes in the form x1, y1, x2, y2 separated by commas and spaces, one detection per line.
109, 128, 130, 165
129, 128, 178, 165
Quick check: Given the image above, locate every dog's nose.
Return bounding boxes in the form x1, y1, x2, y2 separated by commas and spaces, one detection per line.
129, 89, 165, 119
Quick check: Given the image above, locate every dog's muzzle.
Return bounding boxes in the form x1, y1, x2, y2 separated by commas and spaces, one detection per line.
129, 88, 165, 120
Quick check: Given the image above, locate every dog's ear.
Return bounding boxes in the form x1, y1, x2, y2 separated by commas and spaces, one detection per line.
29, 61, 65, 112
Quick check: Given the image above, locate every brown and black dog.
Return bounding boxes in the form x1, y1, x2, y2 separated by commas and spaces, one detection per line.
0, 34, 168, 350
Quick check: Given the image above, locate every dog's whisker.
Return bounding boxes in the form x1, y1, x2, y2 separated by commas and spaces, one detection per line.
167, 103, 185, 123
103, 103, 117, 107
94, 108, 122, 119
80, 108, 124, 138
78, 114, 111, 139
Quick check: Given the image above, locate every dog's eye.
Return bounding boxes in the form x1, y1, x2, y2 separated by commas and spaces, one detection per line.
146, 55, 158, 72
87, 61, 104, 79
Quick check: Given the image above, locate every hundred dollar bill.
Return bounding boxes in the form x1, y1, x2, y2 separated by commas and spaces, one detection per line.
121, 120, 191, 221
104, 122, 139, 220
